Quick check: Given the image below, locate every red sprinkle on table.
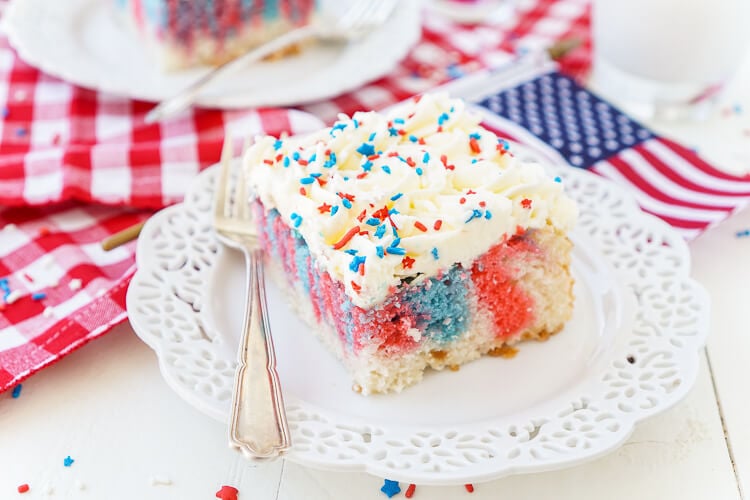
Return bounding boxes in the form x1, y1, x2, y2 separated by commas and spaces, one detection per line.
405, 484, 416, 498
414, 221, 428, 232
215, 485, 238, 500
465, 484, 475, 493
17, 484, 30, 494
332, 226, 361, 250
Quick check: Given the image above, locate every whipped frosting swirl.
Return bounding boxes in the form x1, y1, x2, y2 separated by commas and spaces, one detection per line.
244, 93, 577, 308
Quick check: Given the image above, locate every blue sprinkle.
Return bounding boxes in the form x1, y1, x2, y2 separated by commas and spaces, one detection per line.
308, 153, 317, 163
344, 249, 358, 256
331, 122, 347, 135
381, 480, 401, 498
393, 118, 405, 124
349, 255, 366, 272
450, 106, 455, 113
381, 165, 391, 174
388, 208, 399, 215
310, 173, 322, 178
330, 206, 339, 216
485, 210, 492, 220
469, 132, 481, 140
63, 456, 74, 467
388, 127, 399, 137
386, 247, 406, 255
273, 140, 283, 150
437, 112, 449, 125
374, 224, 386, 238
362, 161, 373, 172
415, 167, 423, 176
554, 176, 562, 183
376, 246, 384, 258
15, 127, 27, 137
356, 143, 375, 156
32, 292, 47, 301
2, 107, 9, 118
292, 151, 301, 161
408, 135, 418, 143
290, 213, 303, 228
392, 237, 401, 247
736, 229, 750, 238
300, 177, 315, 185
368, 132, 376, 141
283, 157, 290, 168
422, 152, 430, 163
431, 247, 439, 260
353, 120, 359, 129
471, 159, 478, 164
11, 384, 22, 398
499, 139, 510, 150
390, 193, 403, 201
391, 225, 398, 237
465, 209, 483, 223
342, 198, 353, 209
366, 218, 381, 226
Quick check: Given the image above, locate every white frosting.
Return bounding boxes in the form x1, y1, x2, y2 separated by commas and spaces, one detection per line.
244, 93, 577, 308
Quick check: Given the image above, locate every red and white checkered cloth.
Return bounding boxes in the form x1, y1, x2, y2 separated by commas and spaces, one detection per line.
1, 0, 595, 393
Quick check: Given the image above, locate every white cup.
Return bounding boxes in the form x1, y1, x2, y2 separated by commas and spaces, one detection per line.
591, 0, 750, 119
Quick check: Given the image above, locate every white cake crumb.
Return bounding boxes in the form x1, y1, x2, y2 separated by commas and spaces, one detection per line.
406, 327, 422, 342
43, 485, 54, 496
5, 290, 22, 304
43, 307, 54, 318
150, 475, 173, 486
68, 279, 82, 291
75, 480, 85, 491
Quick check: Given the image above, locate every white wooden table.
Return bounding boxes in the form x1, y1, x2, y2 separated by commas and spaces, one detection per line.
2, 56, 750, 500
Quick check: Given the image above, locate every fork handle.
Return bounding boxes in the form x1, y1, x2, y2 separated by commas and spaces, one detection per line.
229, 246, 290, 459
145, 24, 318, 124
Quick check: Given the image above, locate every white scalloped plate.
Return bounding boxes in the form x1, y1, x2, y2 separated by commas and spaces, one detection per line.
2, 0, 421, 108
126, 144, 709, 485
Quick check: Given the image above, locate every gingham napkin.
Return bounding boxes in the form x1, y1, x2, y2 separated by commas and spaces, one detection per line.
1, 0, 596, 393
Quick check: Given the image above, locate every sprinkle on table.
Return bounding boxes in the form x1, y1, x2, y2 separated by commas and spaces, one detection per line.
380, 479, 401, 498
736, 229, 750, 238
215, 485, 238, 500
405, 483, 416, 498
12, 384, 22, 398
31, 292, 47, 301
17, 484, 30, 494
465, 483, 475, 493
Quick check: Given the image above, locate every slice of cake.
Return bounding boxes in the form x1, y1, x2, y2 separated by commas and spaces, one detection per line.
243, 94, 577, 394
116, 0, 318, 70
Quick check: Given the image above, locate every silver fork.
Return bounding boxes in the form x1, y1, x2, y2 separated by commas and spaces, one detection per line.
145, 0, 398, 124
214, 138, 290, 460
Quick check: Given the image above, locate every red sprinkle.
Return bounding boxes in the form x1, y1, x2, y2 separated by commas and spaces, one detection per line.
398, 129, 407, 136
317, 203, 332, 214
469, 137, 481, 154
433, 219, 443, 230
467, 189, 476, 195
388, 152, 400, 158
359, 230, 369, 236
298, 159, 309, 166
516, 225, 525, 235
402, 256, 415, 269
338, 192, 356, 202
332, 226, 361, 250
356, 209, 367, 222
38, 227, 50, 236
351, 281, 361, 292
263, 159, 274, 165
465, 484, 474, 493
437, 126, 443, 132
413, 95, 422, 103
459, 197, 466, 204
275, 154, 283, 162
406, 157, 416, 167
17, 484, 30, 494
372, 206, 389, 220
418, 138, 426, 145
23, 273, 34, 282
356, 172, 369, 179
358, 263, 365, 275
479, 201, 486, 207
405, 484, 416, 498
324, 149, 331, 155
414, 221, 428, 232
368, 154, 380, 160
316, 177, 328, 186
521, 198, 532, 209
215, 485, 238, 500
299, 187, 307, 196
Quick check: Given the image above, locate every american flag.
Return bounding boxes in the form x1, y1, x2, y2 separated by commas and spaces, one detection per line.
474, 70, 750, 240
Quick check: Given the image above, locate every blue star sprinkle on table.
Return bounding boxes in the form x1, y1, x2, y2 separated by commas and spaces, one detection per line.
381, 479, 401, 498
